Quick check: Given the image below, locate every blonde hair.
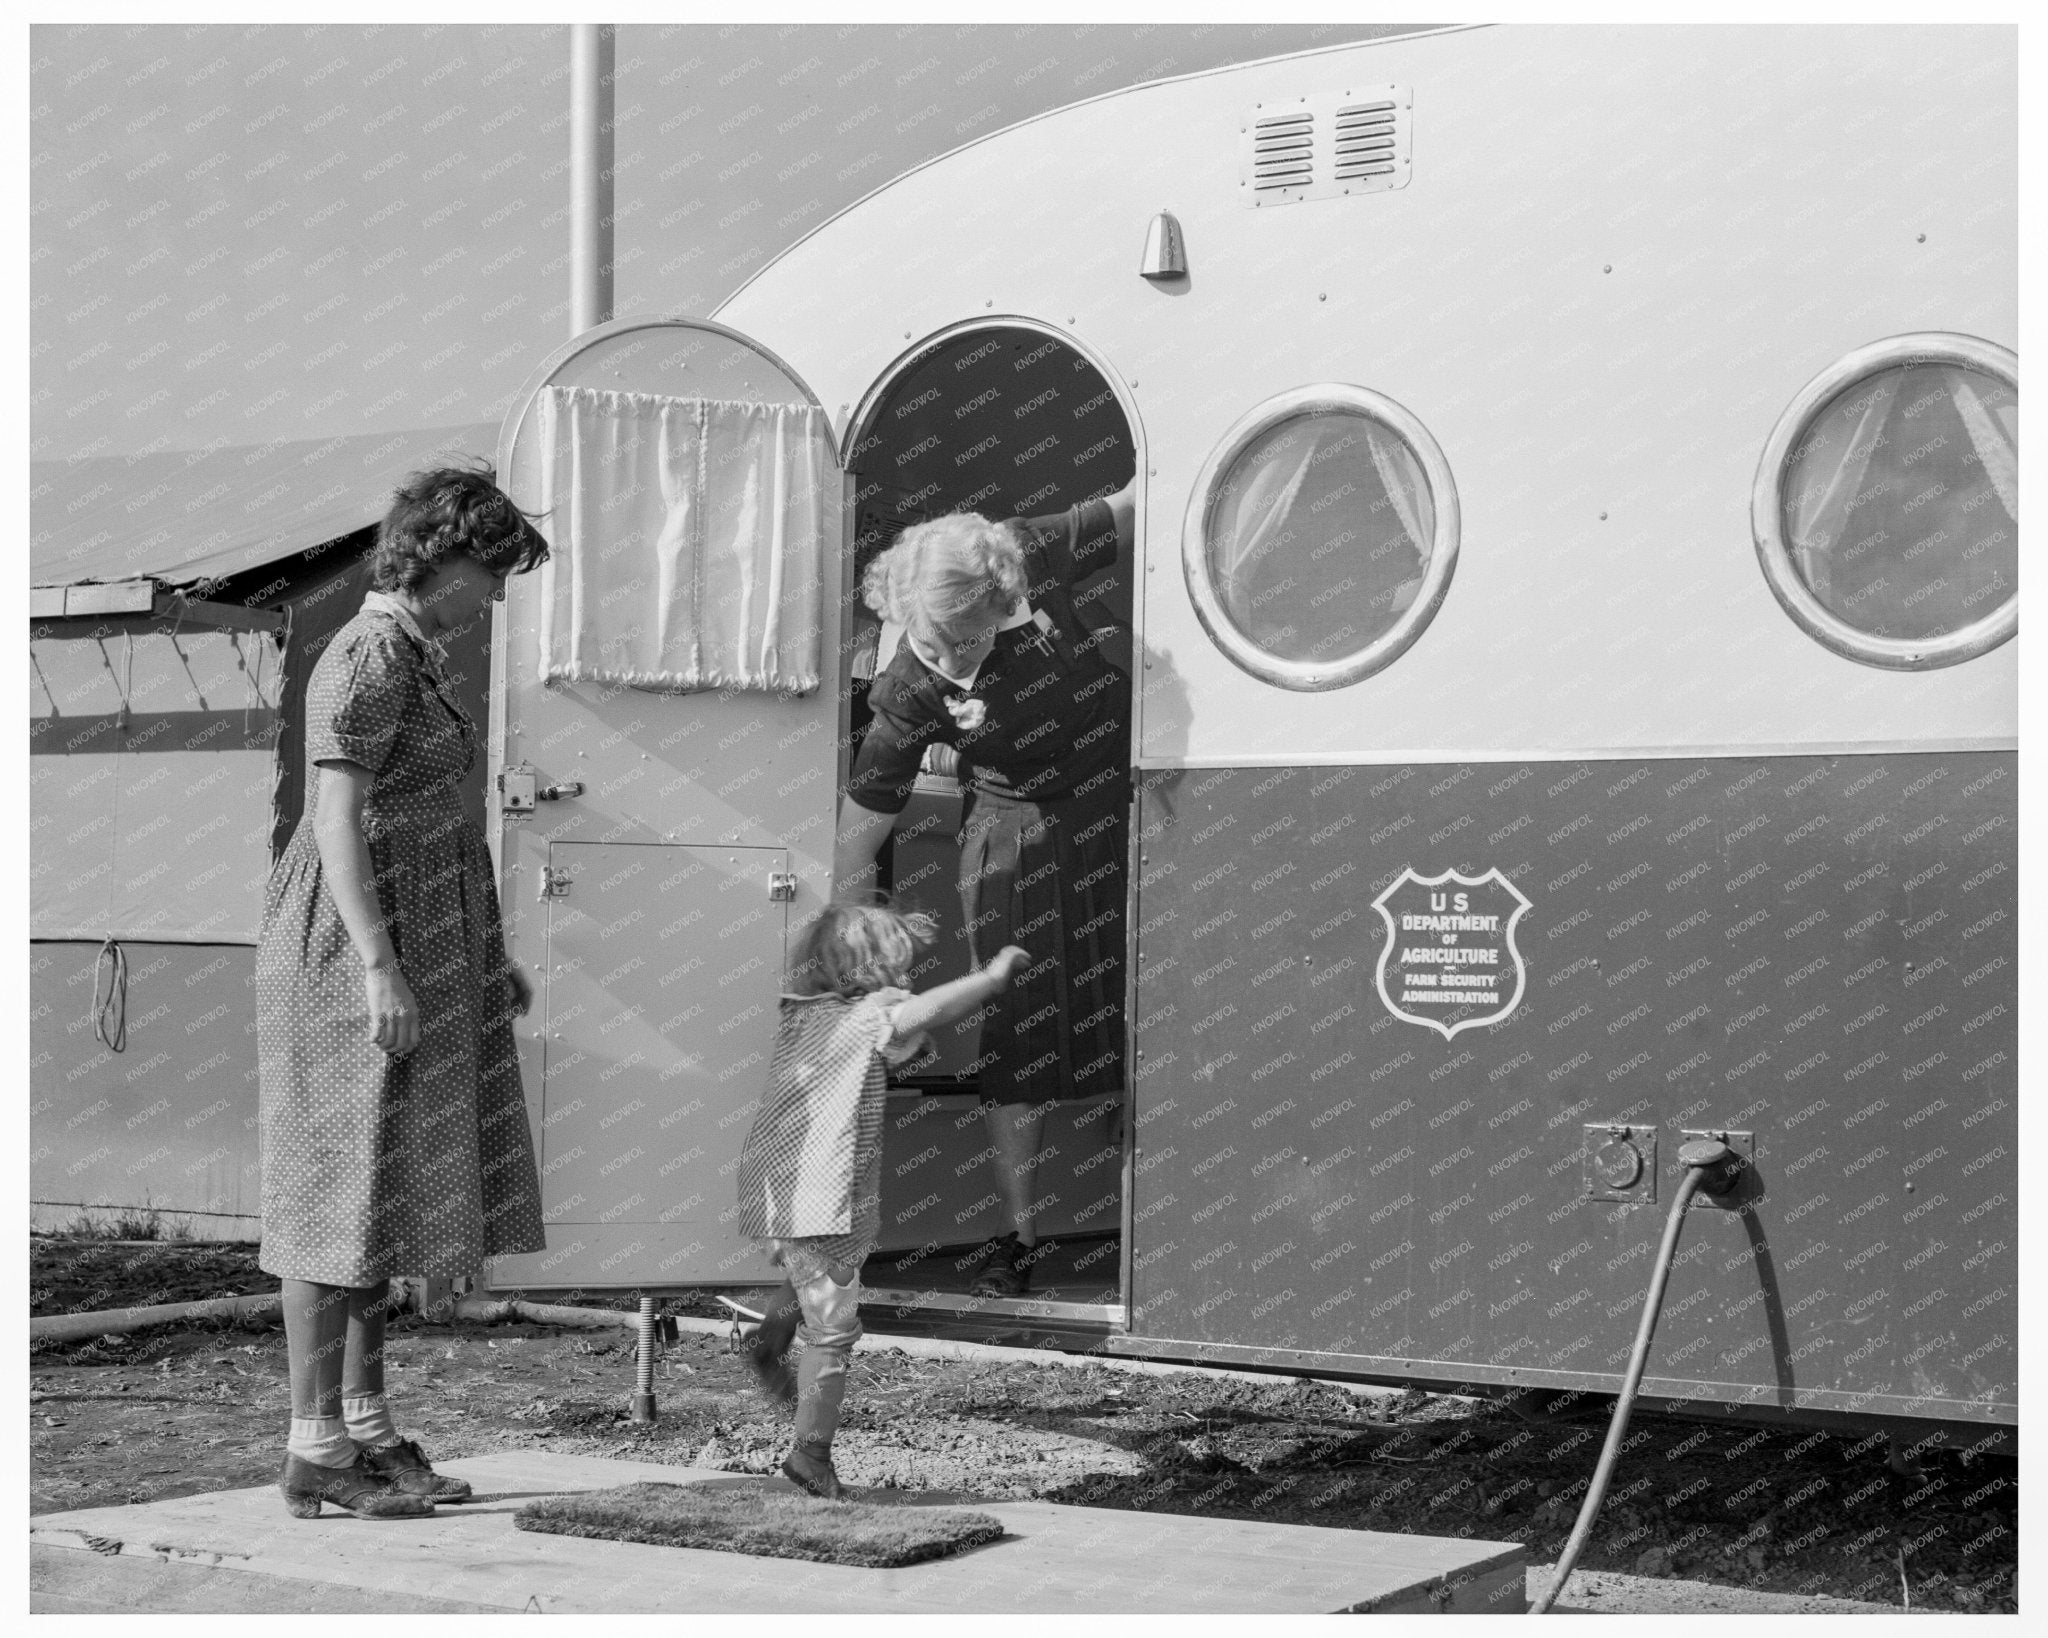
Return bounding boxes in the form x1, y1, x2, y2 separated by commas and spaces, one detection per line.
862, 513, 1027, 634
787, 900, 938, 999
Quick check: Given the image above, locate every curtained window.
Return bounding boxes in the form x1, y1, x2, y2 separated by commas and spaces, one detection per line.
1779, 361, 2016, 641
534, 386, 835, 694
1205, 409, 1436, 665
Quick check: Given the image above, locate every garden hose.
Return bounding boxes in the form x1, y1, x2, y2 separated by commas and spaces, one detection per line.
1530, 1138, 1741, 1614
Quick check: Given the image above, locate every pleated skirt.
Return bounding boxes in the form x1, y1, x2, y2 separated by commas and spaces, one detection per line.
955, 780, 1128, 1106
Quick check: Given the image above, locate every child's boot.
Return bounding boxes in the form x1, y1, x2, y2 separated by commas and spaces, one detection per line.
781, 1435, 842, 1500
782, 1335, 852, 1499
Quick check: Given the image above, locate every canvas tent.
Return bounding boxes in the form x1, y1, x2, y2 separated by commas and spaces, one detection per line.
30, 422, 498, 1237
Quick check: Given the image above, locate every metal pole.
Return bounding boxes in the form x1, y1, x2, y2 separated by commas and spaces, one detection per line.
569, 23, 615, 338
572, 18, 631, 1424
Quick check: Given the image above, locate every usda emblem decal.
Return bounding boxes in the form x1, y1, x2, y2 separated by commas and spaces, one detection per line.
1372, 867, 1533, 1039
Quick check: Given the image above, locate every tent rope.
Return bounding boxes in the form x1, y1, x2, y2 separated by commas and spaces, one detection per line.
93, 635, 134, 728
169, 632, 208, 712
30, 649, 59, 716
92, 937, 128, 1054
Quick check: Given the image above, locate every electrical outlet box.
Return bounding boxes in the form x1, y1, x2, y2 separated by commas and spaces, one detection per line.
1584, 1123, 1657, 1205
1680, 1128, 1761, 1208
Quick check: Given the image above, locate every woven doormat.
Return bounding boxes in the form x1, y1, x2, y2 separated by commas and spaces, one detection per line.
514, 1482, 1005, 1568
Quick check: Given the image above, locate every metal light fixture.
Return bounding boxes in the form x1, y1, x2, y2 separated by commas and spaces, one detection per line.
1139, 210, 1186, 280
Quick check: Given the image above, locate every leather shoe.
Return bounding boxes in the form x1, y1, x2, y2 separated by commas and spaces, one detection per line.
360, 1436, 474, 1502
970, 1233, 1029, 1298
279, 1451, 435, 1520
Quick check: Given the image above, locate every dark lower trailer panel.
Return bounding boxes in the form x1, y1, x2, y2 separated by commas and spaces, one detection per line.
1123, 753, 2016, 1436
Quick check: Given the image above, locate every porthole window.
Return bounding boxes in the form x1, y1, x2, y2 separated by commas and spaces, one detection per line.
1185, 385, 1458, 690
1754, 333, 2016, 669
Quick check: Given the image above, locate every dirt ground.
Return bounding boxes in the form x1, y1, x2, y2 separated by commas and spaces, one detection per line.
30, 1239, 2016, 1614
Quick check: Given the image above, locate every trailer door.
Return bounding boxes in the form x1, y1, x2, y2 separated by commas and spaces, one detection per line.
483, 317, 846, 1293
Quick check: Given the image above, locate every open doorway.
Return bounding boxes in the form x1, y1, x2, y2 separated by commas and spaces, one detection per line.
841, 325, 1138, 1318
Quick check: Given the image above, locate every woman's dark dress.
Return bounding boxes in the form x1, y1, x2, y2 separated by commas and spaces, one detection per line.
255, 594, 545, 1285
846, 501, 1130, 1107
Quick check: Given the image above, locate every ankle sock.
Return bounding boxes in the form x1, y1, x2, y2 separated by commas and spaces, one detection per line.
342, 1393, 399, 1449
288, 1416, 356, 1468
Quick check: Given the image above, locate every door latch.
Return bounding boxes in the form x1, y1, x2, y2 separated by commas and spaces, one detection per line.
538, 864, 573, 901
768, 870, 797, 902
500, 762, 584, 814
500, 763, 537, 813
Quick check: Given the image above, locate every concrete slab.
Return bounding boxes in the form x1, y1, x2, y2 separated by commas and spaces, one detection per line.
28, 1542, 506, 1614
30, 1449, 1525, 1614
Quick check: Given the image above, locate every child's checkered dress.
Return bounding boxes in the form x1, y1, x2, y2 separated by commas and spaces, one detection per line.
736, 987, 921, 1270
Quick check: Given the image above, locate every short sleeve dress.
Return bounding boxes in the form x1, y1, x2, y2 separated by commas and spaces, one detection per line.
735, 986, 924, 1283
254, 592, 546, 1286
845, 500, 1131, 1108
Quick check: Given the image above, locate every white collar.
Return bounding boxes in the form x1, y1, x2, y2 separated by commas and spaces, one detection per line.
908, 644, 981, 690
905, 601, 1036, 689
362, 591, 451, 685
362, 590, 435, 650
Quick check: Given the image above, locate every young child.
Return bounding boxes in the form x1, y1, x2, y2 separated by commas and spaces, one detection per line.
735, 900, 1028, 1500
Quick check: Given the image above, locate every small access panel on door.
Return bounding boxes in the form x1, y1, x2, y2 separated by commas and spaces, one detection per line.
535, 840, 790, 1271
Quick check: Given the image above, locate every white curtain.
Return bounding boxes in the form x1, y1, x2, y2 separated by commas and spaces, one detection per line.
1363, 421, 1432, 616
1783, 374, 1901, 602
1212, 416, 1431, 611
535, 386, 833, 693
1783, 366, 2018, 603
1364, 421, 1430, 558
1947, 374, 2017, 526
1214, 425, 1317, 597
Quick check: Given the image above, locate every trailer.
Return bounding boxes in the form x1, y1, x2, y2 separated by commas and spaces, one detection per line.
482, 24, 2016, 1448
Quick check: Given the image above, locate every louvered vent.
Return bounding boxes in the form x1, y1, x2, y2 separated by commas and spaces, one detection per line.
1250, 110, 1316, 197
1333, 100, 1399, 184
1240, 86, 1412, 207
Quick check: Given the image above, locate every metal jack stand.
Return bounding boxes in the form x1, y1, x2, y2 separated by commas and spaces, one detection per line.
630, 1297, 659, 1423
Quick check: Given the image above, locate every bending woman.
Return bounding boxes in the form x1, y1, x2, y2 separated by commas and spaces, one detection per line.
834, 477, 1135, 1296
255, 467, 549, 1518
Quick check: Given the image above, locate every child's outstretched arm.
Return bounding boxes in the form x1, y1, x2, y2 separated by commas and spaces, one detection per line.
890, 945, 1030, 1040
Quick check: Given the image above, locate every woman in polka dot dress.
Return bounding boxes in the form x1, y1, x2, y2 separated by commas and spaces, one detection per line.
256, 467, 549, 1519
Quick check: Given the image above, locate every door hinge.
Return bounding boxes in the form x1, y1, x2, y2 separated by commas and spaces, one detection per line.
768, 870, 798, 902
538, 863, 573, 901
